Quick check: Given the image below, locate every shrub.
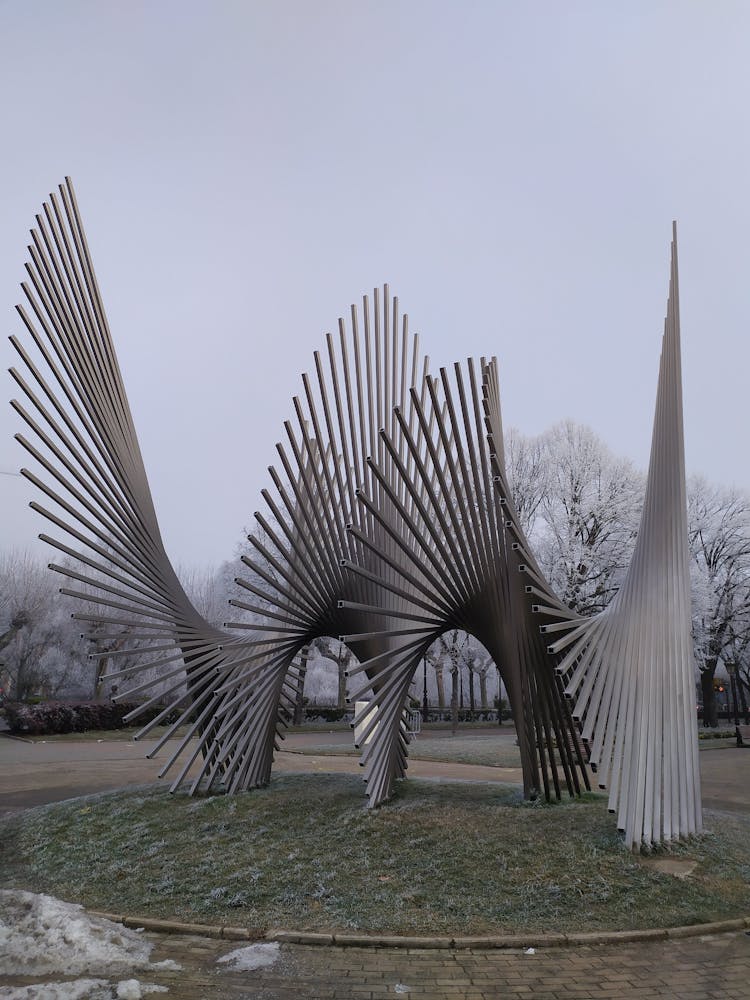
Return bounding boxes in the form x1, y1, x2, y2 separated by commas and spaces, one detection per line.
3, 700, 180, 735
303, 707, 351, 723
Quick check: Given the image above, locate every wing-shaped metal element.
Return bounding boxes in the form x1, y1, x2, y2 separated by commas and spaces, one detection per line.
538, 225, 702, 849
230, 288, 454, 805
8, 178, 295, 793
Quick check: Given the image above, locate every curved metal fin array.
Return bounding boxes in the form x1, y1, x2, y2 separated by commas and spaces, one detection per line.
7, 177, 293, 794
234, 288, 449, 804
344, 359, 590, 803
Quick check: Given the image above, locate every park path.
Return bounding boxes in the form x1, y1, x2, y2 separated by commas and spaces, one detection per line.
130, 928, 750, 998
1, 728, 747, 816
3, 927, 749, 998
0, 727, 525, 817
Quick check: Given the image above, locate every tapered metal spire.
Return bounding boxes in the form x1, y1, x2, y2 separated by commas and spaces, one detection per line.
545, 225, 702, 848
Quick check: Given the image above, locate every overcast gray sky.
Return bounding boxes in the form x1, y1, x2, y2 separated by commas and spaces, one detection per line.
1, 1, 748, 571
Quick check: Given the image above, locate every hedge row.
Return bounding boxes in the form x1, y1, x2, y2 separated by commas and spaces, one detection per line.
303, 708, 350, 723
3, 700, 179, 735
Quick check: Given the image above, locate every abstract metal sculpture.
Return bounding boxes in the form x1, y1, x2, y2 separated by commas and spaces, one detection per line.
8, 180, 701, 849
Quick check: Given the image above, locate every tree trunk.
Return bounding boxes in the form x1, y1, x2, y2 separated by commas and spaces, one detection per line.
94, 656, 110, 700
435, 663, 445, 709
450, 666, 459, 735
728, 668, 741, 726
701, 660, 718, 727
14, 647, 37, 701
468, 667, 476, 712
737, 672, 750, 723
93, 633, 127, 699
479, 671, 488, 710
0, 613, 28, 655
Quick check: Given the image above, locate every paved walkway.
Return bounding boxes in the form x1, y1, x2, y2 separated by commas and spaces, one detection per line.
1, 731, 749, 997
136, 929, 750, 998
3, 728, 747, 817
4, 929, 750, 998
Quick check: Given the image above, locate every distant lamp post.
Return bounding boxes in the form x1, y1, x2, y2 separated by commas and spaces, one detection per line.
422, 657, 428, 724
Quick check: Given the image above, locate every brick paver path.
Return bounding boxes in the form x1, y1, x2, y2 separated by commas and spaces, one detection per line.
4, 931, 749, 998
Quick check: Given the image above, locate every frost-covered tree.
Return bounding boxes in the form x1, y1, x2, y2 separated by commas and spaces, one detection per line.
423, 630, 469, 731
179, 564, 228, 628
532, 421, 643, 616
314, 635, 354, 709
504, 427, 549, 537
688, 478, 750, 726
465, 638, 493, 711
0, 551, 90, 700
724, 623, 750, 723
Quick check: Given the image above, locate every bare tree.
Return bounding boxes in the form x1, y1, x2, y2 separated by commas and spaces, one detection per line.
688, 478, 750, 726
424, 643, 446, 709
314, 636, 355, 710
424, 631, 470, 732
466, 639, 493, 711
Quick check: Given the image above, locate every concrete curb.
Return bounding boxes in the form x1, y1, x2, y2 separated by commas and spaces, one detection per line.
88, 910, 750, 949
89, 912, 263, 941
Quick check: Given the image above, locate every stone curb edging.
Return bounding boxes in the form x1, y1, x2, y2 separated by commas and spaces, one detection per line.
88, 910, 750, 949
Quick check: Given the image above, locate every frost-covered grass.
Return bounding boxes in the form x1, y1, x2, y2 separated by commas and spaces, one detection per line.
1, 776, 748, 935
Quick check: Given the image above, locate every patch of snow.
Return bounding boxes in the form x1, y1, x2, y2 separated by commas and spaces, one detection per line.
216, 942, 280, 971
394, 986, 411, 995
0, 891, 179, 977
0, 982, 169, 1000
0, 980, 111, 999
115, 981, 143, 999
523, 947, 536, 955
115, 981, 168, 998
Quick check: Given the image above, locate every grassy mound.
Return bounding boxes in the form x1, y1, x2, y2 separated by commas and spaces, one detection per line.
1, 775, 747, 935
